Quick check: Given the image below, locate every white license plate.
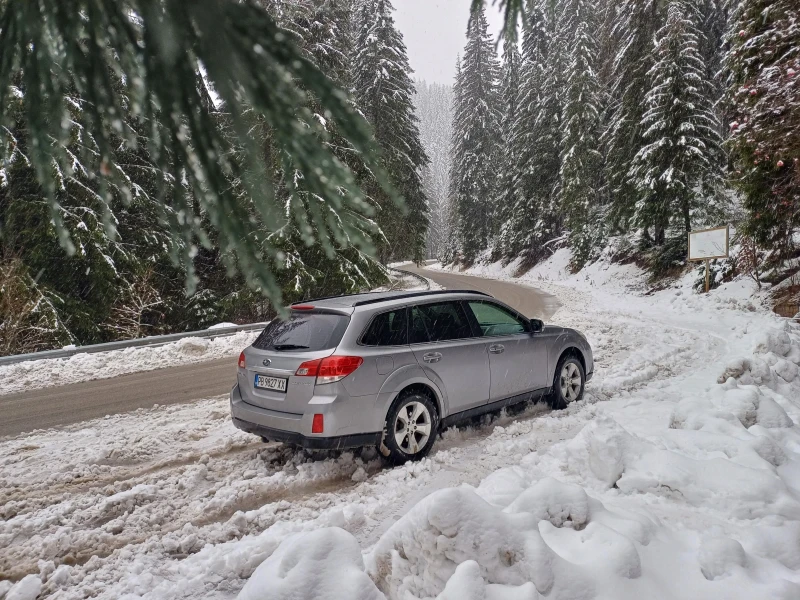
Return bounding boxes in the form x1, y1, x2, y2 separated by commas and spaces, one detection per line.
254, 374, 288, 392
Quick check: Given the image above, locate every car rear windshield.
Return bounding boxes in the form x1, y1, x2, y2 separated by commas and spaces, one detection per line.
252, 312, 349, 352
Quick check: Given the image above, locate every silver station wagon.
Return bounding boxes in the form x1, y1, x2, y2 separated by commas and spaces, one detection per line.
230, 290, 593, 463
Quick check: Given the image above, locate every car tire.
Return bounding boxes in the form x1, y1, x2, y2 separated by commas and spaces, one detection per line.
548, 354, 585, 410
379, 392, 439, 465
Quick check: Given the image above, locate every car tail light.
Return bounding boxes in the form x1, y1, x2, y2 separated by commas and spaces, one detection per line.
317, 356, 363, 384
312, 414, 324, 434
294, 356, 363, 384
238, 352, 246, 369
295, 358, 322, 377
291, 305, 315, 311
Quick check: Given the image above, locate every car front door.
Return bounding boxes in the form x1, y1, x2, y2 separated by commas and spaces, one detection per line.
409, 300, 490, 414
465, 300, 549, 402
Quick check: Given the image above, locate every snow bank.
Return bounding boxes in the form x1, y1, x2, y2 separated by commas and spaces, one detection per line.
366, 482, 595, 599
566, 414, 800, 520
0, 329, 260, 396
4, 575, 41, 600
238, 528, 385, 600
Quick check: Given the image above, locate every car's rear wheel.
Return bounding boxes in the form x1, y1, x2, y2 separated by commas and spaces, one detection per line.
549, 354, 585, 410
380, 392, 439, 464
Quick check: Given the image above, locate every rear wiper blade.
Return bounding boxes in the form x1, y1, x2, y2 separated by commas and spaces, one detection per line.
272, 344, 310, 351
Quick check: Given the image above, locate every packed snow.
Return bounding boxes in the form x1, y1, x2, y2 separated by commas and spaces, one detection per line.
3, 249, 800, 600
0, 330, 261, 396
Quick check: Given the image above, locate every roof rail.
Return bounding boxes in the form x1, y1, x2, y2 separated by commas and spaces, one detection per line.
352, 289, 491, 307
290, 291, 373, 306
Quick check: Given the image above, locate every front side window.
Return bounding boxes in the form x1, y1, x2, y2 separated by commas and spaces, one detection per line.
252, 312, 349, 351
361, 308, 408, 346
467, 301, 528, 337
410, 302, 474, 344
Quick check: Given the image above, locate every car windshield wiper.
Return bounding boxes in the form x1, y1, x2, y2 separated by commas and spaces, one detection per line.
272, 344, 310, 351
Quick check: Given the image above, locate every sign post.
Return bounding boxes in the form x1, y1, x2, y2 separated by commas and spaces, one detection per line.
688, 226, 730, 293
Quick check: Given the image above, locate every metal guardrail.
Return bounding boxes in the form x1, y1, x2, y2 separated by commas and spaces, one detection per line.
0, 268, 428, 367
0, 322, 269, 367
387, 266, 431, 291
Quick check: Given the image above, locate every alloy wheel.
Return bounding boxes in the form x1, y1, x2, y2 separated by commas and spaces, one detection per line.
560, 362, 582, 402
394, 401, 432, 454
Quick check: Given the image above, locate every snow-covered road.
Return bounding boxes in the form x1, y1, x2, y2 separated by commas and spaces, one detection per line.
2, 255, 800, 600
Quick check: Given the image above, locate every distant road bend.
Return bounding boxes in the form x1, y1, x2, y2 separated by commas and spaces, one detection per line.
0, 267, 559, 438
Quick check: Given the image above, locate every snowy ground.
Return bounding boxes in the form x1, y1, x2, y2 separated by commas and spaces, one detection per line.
3, 250, 800, 600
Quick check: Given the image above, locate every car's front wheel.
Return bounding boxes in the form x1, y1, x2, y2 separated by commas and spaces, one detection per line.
380, 392, 439, 464
549, 354, 585, 410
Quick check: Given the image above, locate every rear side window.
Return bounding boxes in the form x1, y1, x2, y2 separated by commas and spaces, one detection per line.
361, 308, 408, 346
410, 301, 474, 344
252, 312, 349, 352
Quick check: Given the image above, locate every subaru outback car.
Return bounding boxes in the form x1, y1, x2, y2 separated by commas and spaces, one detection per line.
230, 289, 593, 463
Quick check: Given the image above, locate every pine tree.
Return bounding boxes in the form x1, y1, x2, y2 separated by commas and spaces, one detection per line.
450, 5, 502, 263
725, 0, 799, 262
695, 0, 728, 94
506, 2, 562, 264
442, 56, 464, 266
558, 0, 605, 269
630, 1, 724, 247
354, 0, 429, 263
262, 0, 388, 299
494, 35, 522, 261
603, 0, 661, 232
0, 71, 181, 347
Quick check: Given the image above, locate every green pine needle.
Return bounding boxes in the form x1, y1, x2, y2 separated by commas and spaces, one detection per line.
0, 0, 396, 304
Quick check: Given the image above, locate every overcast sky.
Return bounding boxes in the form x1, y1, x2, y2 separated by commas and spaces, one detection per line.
393, 0, 505, 86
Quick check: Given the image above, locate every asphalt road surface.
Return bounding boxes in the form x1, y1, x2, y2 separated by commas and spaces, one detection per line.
1, 268, 558, 438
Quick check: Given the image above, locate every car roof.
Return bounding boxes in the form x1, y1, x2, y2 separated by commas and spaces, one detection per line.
291, 289, 493, 310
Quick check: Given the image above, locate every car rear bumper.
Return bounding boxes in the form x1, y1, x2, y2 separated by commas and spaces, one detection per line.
229, 384, 382, 450
231, 417, 381, 450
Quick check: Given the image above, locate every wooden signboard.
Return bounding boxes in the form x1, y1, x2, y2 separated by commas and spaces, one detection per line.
688, 226, 730, 293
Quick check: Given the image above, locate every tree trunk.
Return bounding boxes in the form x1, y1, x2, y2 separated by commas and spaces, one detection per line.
655, 225, 665, 246
682, 196, 691, 236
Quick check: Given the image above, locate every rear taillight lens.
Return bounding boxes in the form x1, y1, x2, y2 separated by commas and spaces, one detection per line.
238, 352, 246, 369
295, 356, 363, 384
295, 358, 322, 377
317, 356, 363, 384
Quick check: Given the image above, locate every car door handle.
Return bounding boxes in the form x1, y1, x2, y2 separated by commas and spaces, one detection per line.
422, 352, 442, 363
488, 344, 505, 354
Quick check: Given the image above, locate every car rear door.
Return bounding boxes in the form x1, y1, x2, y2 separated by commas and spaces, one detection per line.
409, 300, 490, 414
238, 309, 350, 414
464, 300, 549, 402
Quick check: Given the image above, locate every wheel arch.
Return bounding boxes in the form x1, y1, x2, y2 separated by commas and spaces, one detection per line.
395, 382, 443, 420
377, 363, 447, 423
553, 346, 586, 387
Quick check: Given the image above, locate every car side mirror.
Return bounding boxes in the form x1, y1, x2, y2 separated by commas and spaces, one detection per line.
529, 319, 544, 333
